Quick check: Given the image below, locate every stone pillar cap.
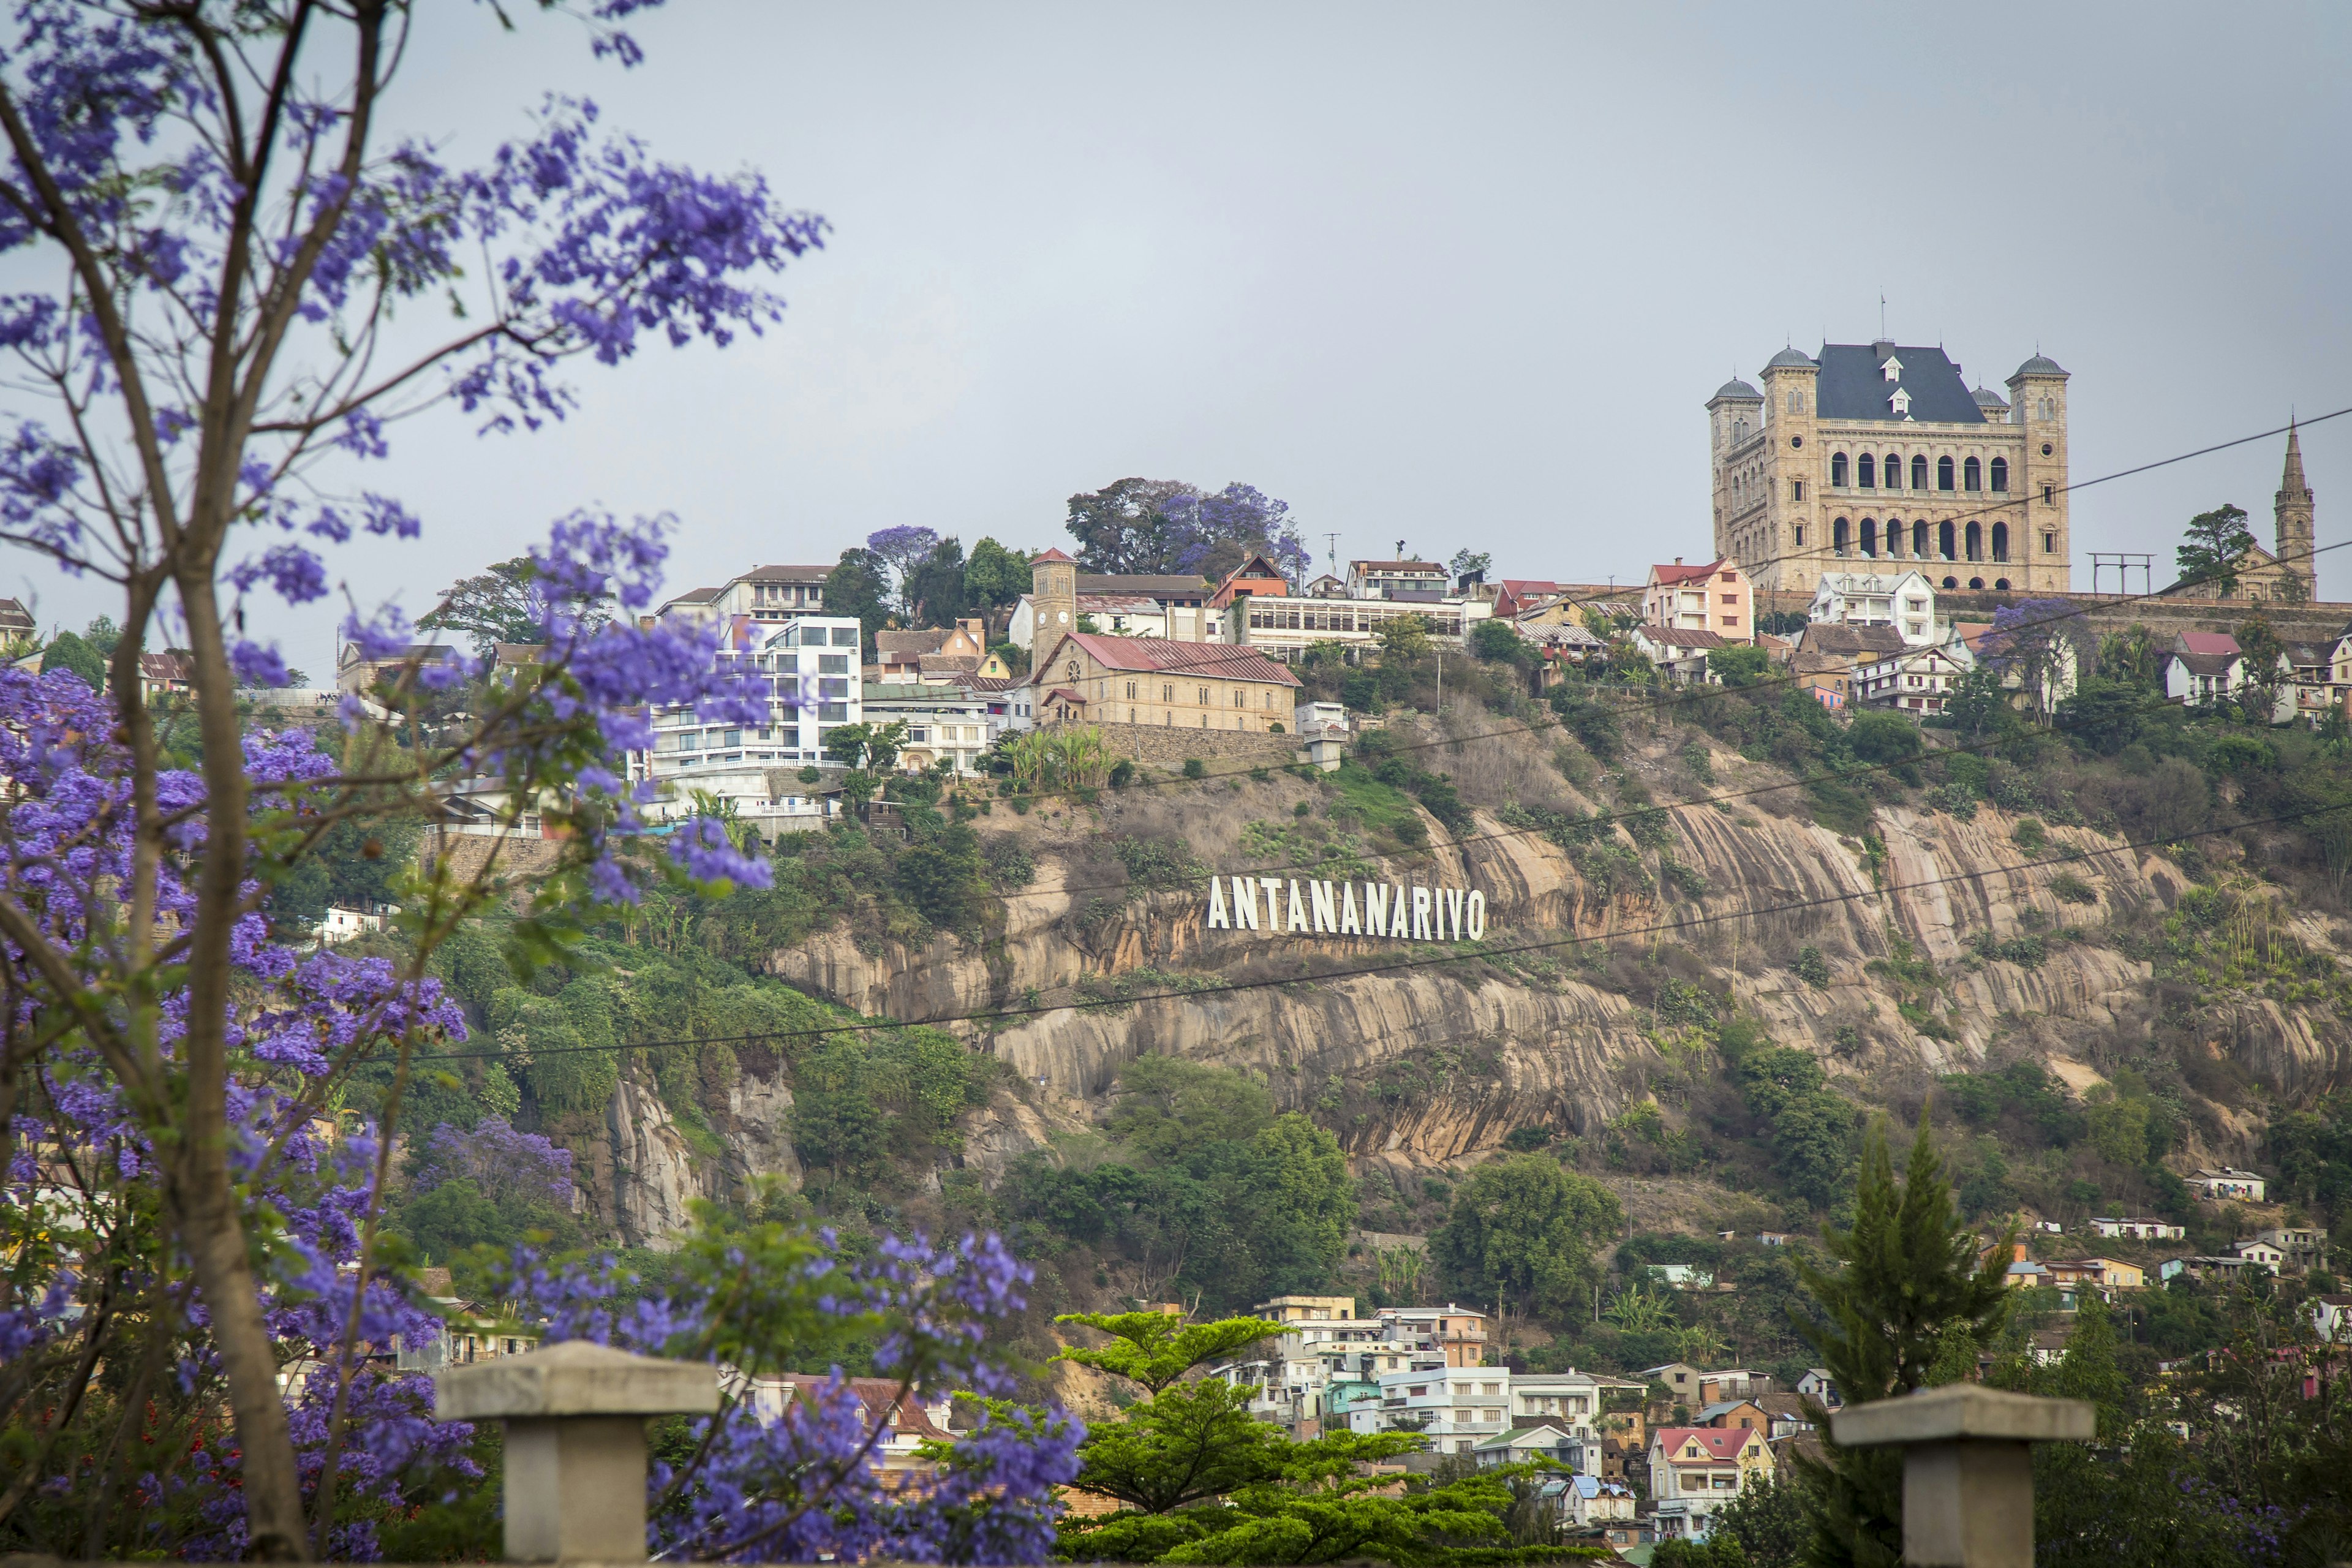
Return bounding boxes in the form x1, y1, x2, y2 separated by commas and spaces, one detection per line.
1830, 1383, 2094, 1449
434, 1338, 720, 1422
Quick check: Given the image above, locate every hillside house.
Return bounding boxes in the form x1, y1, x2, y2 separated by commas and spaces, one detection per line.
2091, 1217, 2186, 1241
1808, 568, 1938, 646
1643, 557, 1752, 642
2190, 1167, 2267, 1202
1349, 557, 1449, 600
2255, 1226, 2329, 1272
1648, 1426, 1771, 1541
2230, 1238, 2286, 1273
1856, 642, 1969, 713
1561, 1474, 1637, 1528
1629, 625, 1727, 683
1797, 1369, 1842, 1409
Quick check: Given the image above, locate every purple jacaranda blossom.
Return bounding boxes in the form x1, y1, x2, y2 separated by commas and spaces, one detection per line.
0, 2, 841, 1553
409, 1117, 575, 1210
483, 1226, 1082, 1564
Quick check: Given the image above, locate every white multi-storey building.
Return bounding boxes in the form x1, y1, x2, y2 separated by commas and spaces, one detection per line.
631, 614, 865, 835
641, 614, 863, 776
861, 680, 1008, 775
1378, 1366, 1513, 1454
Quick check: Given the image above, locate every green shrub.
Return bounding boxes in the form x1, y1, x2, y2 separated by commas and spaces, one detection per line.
1182, 758, 1207, 779
2050, 871, 2097, 905
1793, 946, 1831, 988
2013, 818, 2048, 853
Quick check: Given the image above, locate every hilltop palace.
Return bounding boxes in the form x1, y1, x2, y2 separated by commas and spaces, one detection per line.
1708, 341, 2073, 597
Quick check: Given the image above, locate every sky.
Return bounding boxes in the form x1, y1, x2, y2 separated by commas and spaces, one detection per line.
11, 1, 2352, 668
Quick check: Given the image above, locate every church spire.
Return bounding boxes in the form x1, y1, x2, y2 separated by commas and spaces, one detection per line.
2282, 419, 2310, 498
2274, 420, 2318, 601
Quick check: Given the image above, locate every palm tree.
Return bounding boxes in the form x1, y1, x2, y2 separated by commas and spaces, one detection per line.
1605, 1283, 1673, 1335
1675, 1322, 1729, 1368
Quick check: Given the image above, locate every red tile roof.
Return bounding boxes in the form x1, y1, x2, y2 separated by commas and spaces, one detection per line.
766, 1375, 952, 1441
2179, 631, 2239, 657
1653, 1427, 1758, 1463
1041, 632, 1302, 686
1651, 559, 1728, 586
1031, 548, 1076, 564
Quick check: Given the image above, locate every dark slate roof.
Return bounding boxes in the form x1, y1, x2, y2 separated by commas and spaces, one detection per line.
1815, 344, 1984, 425
1766, 348, 1815, 369
1713, 377, 1763, 402
2170, 651, 2237, 677
2015, 354, 2068, 377
1076, 573, 1209, 598
1973, 385, 2009, 409
1801, 622, 1908, 658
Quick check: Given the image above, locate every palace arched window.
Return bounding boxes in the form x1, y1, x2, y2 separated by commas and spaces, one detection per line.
1860, 518, 1878, 557
1964, 457, 1982, 491
1912, 519, 1930, 557
1911, 455, 1929, 491
1992, 522, 2010, 562
1989, 457, 2008, 492
1833, 517, 1851, 554
1831, 453, 1849, 486
1938, 520, 1957, 560
1858, 453, 1875, 488
1885, 454, 1904, 490
1883, 519, 1903, 557
1938, 456, 1956, 491
1787, 391, 1803, 414
1966, 521, 1983, 562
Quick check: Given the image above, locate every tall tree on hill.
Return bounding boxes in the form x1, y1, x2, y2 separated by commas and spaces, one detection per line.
1065, 477, 1197, 575
1158, 483, 1311, 584
2176, 503, 2257, 597
2234, 609, 2288, 724
1793, 1118, 2012, 1568
867, 524, 942, 612
825, 548, 894, 652
418, 554, 612, 658
902, 536, 969, 628
962, 535, 1033, 639
1978, 598, 2092, 726
39, 628, 105, 690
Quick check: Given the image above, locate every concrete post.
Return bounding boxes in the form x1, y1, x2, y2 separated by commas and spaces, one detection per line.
1829, 1383, 2094, 1568
435, 1340, 719, 1562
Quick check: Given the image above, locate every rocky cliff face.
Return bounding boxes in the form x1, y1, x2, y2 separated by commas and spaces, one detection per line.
586, 710, 2352, 1219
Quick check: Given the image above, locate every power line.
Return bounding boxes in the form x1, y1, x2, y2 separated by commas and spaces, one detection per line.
400, 791, 2348, 1065
950, 527, 2352, 904
937, 403, 2352, 813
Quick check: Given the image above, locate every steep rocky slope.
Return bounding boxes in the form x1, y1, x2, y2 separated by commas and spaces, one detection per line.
571, 702, 2352, 1243
760, 709, 2350, 1187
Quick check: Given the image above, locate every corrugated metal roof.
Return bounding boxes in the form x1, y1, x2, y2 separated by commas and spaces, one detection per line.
1042, 631, 1302, 685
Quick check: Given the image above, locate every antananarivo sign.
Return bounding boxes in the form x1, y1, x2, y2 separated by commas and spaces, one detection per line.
1207, 875, 1489, 943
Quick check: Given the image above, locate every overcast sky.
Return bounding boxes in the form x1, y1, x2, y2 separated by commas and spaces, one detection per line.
13, 2, 2352, 666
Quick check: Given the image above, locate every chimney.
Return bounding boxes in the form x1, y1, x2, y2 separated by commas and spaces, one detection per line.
1675, 556, 1683, 566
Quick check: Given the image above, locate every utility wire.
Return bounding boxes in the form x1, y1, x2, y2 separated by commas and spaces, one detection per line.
948, 525, 2352, 906
937, 405, 2352, 812
402, 791, 2347, 1064
378, 412, 2352, 1061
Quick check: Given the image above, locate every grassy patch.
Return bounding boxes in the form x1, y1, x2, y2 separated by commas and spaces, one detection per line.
1327, 760, 1422, 835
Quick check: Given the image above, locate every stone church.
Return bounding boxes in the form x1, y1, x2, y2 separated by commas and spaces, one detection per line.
1708, 341, 2073, 597
2158, 424, 2320, 603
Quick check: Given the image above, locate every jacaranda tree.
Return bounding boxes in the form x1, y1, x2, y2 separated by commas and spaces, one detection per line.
0, 2, 1074, 1560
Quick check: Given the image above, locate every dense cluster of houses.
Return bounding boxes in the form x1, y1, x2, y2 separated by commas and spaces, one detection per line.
1203, 1295, 1844, 1547
1616, 556, 2352, 722
317, 520, 2352, 847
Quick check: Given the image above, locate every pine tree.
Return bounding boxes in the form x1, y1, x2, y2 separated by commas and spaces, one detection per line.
1792, 1117, 2013, 1568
